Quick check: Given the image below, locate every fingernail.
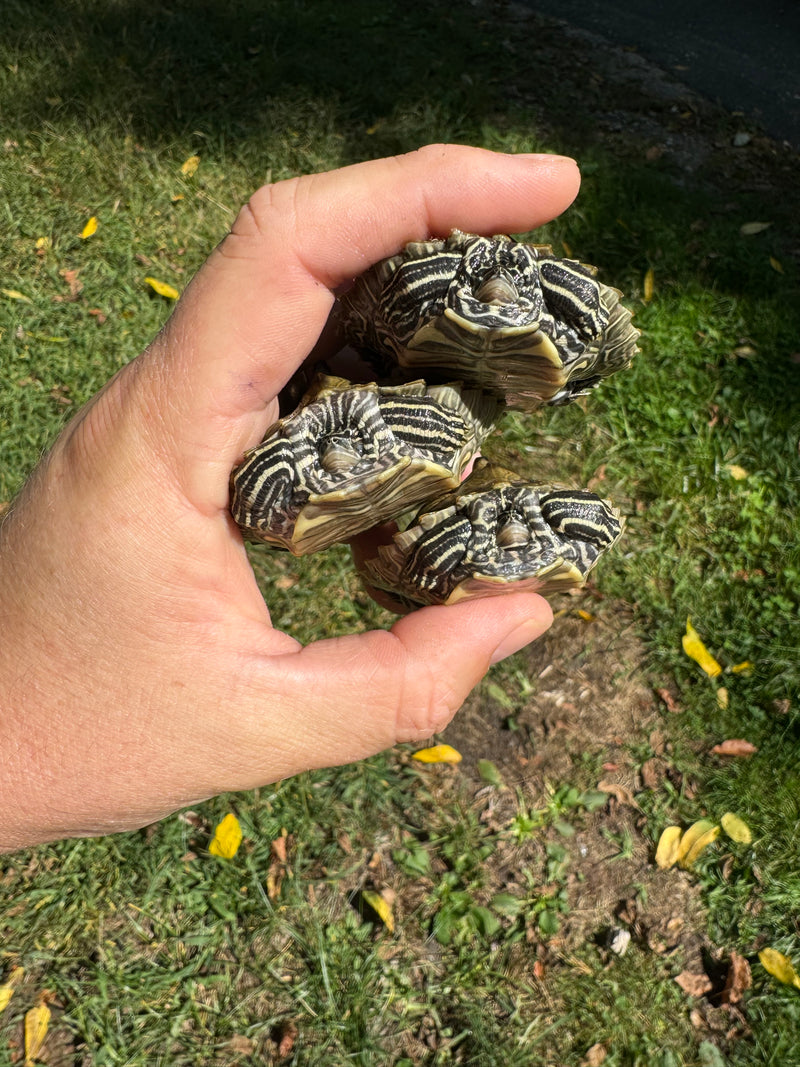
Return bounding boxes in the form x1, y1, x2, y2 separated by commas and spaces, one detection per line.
516, 152, 578, 165
490, 618, 545, 665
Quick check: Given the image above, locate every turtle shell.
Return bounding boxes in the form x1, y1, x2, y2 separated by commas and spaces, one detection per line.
358, 459, 624, 607
338, 230, 639, 411
230, 375, 499, 555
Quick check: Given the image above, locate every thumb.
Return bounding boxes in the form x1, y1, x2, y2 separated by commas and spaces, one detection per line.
277, 592, 553, 765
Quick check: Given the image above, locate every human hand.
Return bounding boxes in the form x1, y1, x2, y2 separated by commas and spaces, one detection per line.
0, 145, 579, 849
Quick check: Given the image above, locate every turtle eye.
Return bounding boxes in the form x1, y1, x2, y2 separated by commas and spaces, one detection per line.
319, 431, 366, 473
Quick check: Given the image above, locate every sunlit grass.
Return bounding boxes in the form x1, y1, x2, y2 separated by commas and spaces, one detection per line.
1, 1, 799, 1064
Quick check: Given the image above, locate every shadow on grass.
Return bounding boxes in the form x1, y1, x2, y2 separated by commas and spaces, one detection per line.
4, 1, 798, 518
4, 0, 516, 150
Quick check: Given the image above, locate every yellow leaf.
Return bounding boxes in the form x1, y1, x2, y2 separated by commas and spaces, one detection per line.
643, 267, 654, 303
144, 276, 179, 300
726, 464, 748, 480
655, 825, 683, 869
35, 236, 51, 252
721, 812, 752, 844
1, 288, 32, 302
0, 966, 24, 1013
180, 154, 200, 177
739, 221, 772, 236
576, 609, 595, 622
759, 948, 800, 988
209, 813, 242, 859
716, 686, 729, 709
675, 819, 717, 865
361, 889, 394, 932
24, 1000, 50, 1066
680, 823, 720, 868
682, 620, 722, 678
80, 216, 98, 239
770, 256, 784, 274
412, 744, 462, 764
731, 661, 753, 675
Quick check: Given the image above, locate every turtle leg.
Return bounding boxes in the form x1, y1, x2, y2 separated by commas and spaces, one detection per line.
400, 514, 473, 597
230, 436, 296, 536
538, 259, 608, 340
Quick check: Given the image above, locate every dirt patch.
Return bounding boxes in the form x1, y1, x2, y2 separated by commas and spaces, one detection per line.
441, 605, 709, 963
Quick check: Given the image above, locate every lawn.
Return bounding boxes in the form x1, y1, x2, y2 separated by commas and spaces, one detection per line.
1, 2, 799, 1065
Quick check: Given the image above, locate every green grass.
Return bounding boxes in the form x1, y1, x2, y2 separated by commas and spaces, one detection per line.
2, 1, 800, 1064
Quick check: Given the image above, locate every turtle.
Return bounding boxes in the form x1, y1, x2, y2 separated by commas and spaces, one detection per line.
337, 230, 640, 411
230, 375, 499, 555
230, 231, 636, 606
358, 459, 624, 609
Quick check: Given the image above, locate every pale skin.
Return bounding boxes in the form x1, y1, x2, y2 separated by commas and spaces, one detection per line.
0, 145, 581, 851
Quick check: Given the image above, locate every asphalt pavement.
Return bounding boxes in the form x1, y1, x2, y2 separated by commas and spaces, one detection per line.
521, 0, 800, 147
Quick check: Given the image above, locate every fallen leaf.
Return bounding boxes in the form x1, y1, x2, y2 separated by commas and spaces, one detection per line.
271, 834, 288, 863
582, 1041, 608, 1066
655, 825, 683, 869
721, 812, 752, 844
597, 779, 639, 808
640, 758, 664, 790
730, 661, 754, 674
80, 216, 98, 239
759, 947, 800, 989
144, 276, 180, 300
769, 256, 784, 274
726, 464, 749, 480
59, 268, 82, 299
267, 834, 288, 900
24, 1000, 51, 1066
0, 966, 24, 1013
710, 739, 757, 758
411, 744, 462, 764
643, 267, 654, 303
721, 951, 751, 1004
576, 609, 595, 622
656, 687, 681, 713
478, 758, 504, 786
681, 824, 721, 868
35, 236, 51, 255
682, 619, 722, 678
716, 687, 729, 709
209, 813, 242, 859
180, 154, 200, 176
361, 889, 394, 932
1, 288, 32, 302
675, 820, 716, 865
275, 1019, 298, 1058
675, 970, 713, 997
274, 574, 298, 590
739, 221, 771, 235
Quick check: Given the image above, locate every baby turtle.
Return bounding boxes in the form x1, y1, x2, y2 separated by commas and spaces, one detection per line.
230, 231, 635, 606
338, 230, 639, 411
358, 460, 624, 609
230, 375, 498, 555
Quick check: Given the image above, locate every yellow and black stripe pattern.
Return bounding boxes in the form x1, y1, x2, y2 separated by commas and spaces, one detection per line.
360, 461, 624, 608
338, 230, 639, 411
230, 376, 498, 556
